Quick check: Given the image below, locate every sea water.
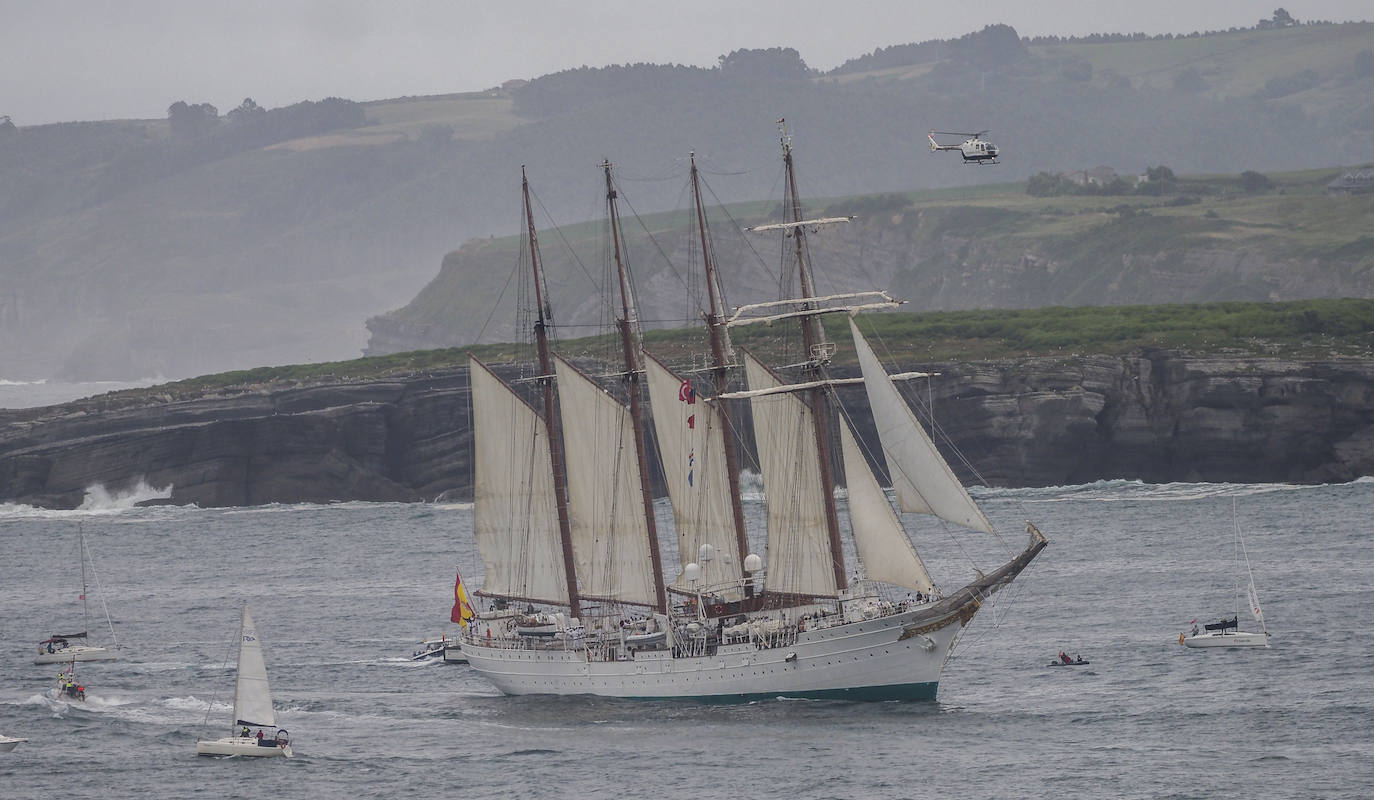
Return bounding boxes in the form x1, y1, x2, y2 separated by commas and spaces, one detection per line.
1, 479, 1371, 799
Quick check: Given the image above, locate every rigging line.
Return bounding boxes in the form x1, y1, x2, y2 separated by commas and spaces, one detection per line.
81, 530, 118, 646
474, 253, 522, 347
203, 616, 239, 729
529, 183, 603, 299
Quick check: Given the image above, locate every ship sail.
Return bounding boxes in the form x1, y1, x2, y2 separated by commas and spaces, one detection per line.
742, 350, 837, 598
553, 355, 659, 607
849, 318, 995, 534
643, 354, 743, 596
233, 607, 275, 729
469, 357, 570, 605
838, 419, 936, 594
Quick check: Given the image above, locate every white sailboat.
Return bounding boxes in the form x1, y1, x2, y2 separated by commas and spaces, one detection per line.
34, 528, 120, 664
196, 606, 292, 758
0, 735, 27, 752
1181, 500, 1270, 649
459, 138, 1046, 700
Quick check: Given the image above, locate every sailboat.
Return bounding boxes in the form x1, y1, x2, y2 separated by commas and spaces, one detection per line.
34, 528, 120, 664
1181, 500, 1270, 649
196, 606, 292, 758
458, 134, 1047, 700
0, 735, 26, 752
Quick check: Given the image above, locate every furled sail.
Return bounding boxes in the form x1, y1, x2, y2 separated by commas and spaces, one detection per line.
838, 419, 935, 594
469, 357, 570, 605
234, 607, 275, 729
644, 354, 743, 597
849, 319, 995, 534
553, 356, 659, 607
742, 351, 837, 598
1247, 578, 1265, 627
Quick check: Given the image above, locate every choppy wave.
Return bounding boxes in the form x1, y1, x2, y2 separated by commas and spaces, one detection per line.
79, 479, 173, 511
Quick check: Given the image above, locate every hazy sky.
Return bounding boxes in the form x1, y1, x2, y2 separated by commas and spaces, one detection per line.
2, 0, 1369, 126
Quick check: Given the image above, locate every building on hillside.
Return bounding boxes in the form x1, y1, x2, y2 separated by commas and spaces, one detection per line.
1325, 168, 1374, 195
1086, 165, 1118, 185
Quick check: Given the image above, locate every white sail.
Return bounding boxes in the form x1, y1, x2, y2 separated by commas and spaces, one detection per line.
742, 351, 837, 598
234, 607, 275, 729
643, 354, 743, 596
469, 358, 570, 605
849, 318, 995, 534
553, 356, 658, 607
838, 419, 935, 594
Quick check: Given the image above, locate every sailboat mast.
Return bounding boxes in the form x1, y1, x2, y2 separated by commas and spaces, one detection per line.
602, 160, 668, 613
689, 153, 750, 565
79, 528, 91, 635
522, 167, 582, 618
780, 131, 848, 592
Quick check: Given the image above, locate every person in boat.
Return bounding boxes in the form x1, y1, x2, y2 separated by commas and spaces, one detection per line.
256, 730, 264, 741
1059, 651, 1073, 664
241, 726, 251, 738
1074, 655, 1085, 664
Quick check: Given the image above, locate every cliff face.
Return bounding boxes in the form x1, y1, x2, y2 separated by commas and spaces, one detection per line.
2, 353, 1371, 510
365, 201, 1374, 356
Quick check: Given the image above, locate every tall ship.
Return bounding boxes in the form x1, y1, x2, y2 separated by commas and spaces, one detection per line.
459, 129, 1047, 700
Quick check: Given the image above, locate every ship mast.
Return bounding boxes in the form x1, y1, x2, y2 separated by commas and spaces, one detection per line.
602, 160, 669, 614
779, 128, 848, 593
688, 153, 751, 570
522, 167, 581, 617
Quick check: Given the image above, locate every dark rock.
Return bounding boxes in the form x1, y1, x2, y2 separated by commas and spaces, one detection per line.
2, 354, 1371, 509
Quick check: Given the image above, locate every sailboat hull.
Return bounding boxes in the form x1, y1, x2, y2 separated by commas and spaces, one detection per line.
196, 737, 292, 758
1182, 631, 1270, 648
35, 645, 119, 664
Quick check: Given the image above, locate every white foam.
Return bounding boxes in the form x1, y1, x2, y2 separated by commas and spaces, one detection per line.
78, 479, 173, 511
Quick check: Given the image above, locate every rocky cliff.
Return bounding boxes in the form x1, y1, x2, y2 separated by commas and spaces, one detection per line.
2, 352, 1371, 510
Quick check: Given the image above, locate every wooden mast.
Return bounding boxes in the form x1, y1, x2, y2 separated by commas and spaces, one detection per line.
522, 166, 581, 618
688, 153, 751, 569
779, 129, 848, 593
602, 160, 669, 614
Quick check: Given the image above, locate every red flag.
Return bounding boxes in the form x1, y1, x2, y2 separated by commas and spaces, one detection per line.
686, 414, 695, 429
678, 379, 696, 404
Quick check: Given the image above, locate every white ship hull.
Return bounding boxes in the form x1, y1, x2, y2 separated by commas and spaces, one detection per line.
196, 736, 292, 758
1182, 631, 1270, 648
0, 736, 27, 752
35, 645, 119, 664
467, 531, 1044, 700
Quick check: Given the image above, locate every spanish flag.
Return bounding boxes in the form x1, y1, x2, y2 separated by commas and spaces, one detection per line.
450, 568, 475, 627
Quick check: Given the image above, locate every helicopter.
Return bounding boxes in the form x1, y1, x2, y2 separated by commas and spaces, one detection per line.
928, 130, 1000, 164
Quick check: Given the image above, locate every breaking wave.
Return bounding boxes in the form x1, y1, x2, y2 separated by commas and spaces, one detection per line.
78, 479, 173, 511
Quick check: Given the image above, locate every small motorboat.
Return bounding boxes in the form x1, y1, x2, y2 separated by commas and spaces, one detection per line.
1049, 652, 1089, 666
410, 635, 449, 661
442, 641, 467, 664
0, 735, 28, 752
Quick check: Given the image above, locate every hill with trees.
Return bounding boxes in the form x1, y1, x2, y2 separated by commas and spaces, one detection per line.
1, 17, 1371, 381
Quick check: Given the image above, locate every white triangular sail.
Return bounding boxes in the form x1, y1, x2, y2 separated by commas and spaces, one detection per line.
469, 357, 570, 605
644, 354, 743, 597
233, 607, 275, 730
838, 419, 935, 594
742, 351, 837, 598
849, 318, 995, 534
554, 356, 658, 607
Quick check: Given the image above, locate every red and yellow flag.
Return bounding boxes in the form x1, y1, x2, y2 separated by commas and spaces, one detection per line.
450, 568, 475, 627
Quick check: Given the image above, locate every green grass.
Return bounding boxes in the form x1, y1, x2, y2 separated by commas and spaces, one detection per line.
100, 298, 1374, 407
